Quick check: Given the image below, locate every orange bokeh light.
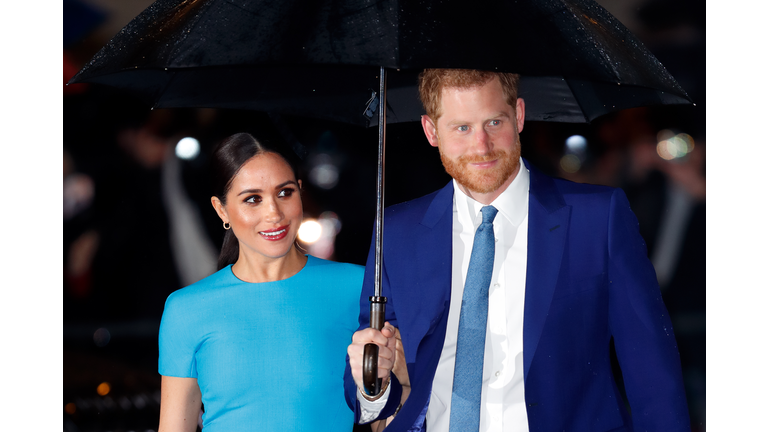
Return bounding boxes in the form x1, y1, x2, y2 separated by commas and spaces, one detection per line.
65, 402, 76, 415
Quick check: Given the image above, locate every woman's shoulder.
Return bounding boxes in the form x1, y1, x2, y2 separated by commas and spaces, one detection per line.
305, 255, 364, 274
303, 255, 364, 285
165, 265, 236, 306
302, 256, 363, 314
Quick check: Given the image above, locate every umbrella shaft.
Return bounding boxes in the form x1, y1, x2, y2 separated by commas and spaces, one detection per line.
374, 67, 387, 298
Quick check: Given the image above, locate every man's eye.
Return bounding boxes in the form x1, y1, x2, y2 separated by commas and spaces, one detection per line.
457, 125, 469, 132
489, 120, 501, 126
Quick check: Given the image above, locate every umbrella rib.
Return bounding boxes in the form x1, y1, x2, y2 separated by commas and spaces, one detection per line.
562, 78, 592, 123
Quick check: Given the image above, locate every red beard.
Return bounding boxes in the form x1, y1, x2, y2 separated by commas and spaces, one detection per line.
440, 146, 520, 194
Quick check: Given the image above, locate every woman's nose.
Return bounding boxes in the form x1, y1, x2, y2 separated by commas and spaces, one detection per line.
264, 200, 284, 223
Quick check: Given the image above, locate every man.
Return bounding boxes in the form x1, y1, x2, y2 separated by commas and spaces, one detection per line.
345, 69, 689, 431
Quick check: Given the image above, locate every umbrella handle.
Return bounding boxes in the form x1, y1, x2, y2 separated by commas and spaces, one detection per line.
362, 295, 387, 396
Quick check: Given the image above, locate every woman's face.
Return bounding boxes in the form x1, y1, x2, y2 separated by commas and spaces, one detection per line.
215, 152, 303, 261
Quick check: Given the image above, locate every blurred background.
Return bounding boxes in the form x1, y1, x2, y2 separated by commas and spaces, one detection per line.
62, 0, 705, 430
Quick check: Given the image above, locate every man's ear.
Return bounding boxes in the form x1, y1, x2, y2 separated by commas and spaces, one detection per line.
516, 98, 525, 133
421, 115, 439, 147
211, 196, 228, 224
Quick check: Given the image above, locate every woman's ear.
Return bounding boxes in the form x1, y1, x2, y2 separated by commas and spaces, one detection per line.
211, 196, 228, 224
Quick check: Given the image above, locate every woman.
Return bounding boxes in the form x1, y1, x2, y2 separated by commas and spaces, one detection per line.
158, 133, 364, 431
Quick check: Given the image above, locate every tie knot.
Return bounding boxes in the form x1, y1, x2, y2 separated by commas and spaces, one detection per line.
480, 205, 498, 224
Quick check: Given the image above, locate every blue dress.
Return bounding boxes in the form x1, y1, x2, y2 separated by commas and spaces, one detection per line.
159, 255, 363, 431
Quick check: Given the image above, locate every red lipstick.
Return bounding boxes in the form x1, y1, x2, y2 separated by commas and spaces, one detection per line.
259, 225, 289, 241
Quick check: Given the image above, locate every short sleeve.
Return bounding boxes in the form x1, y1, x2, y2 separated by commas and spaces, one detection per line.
158, 291, 199, 378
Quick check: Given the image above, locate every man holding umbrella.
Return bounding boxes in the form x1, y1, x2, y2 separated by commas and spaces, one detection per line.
345, 69, 690, 431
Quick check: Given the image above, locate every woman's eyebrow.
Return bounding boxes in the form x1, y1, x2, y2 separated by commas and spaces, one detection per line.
237, 188, 262, 196
236, 180, 297, 196
275, 180, 298, 189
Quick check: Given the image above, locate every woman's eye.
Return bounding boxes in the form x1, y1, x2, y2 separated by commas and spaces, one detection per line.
278, 188, 295, 198
245, 195, 262, 204
457, 125, 469, 132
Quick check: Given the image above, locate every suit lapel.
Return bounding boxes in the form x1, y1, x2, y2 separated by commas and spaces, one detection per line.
395, 182, 454, 363
421, 181, 454, 229
523, 160, 571, 380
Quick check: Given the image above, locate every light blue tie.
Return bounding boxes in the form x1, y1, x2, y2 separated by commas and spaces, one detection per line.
449, 205, 497, 431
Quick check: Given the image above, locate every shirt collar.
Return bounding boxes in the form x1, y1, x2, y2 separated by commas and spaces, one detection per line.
453, 157, 530, 227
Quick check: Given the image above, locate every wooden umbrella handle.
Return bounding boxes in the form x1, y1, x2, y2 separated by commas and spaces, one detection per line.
362, 296, 387, 396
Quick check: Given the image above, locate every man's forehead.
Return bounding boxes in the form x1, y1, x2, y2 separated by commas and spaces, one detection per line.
439, 76, 497, 95
439, 83, 512, 113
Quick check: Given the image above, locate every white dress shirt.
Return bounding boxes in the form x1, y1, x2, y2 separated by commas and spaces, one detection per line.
360, 159, 531, 431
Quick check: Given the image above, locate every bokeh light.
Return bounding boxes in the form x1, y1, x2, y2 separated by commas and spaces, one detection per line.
93, 327, 111, 347
301, 212, 342, 259
175, 137, 200, 160
103, 396, 116, 409
133, 394, 148, 409
96, 382, 111, 396
308, 153, 339, 189
565, 135, 587, 153
656, 130, 695, 161
657, 129, 675, 142
298, 219, 322, 243
678, 133, 695, 152
65, 402, 77, 415
319, 211, 341, 234
559, 154, 581, 173
119, 396, 132, 411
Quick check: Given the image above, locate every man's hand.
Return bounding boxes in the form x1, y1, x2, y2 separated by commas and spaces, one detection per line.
370, 327, 411, 432
348, 322, 397, 398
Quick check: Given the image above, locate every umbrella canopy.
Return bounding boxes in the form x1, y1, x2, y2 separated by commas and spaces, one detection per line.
71, 0, 691, 125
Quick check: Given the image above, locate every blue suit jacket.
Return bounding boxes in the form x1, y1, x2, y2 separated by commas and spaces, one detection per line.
344, 160, 690, 431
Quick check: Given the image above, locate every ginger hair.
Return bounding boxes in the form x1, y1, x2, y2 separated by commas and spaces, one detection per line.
418, 69, 520, 124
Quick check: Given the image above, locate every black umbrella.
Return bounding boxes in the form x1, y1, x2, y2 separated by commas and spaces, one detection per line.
70, 0, 690, 124
70, 0, 692, 396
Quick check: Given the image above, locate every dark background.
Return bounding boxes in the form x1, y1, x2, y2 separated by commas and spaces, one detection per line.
60, 0, 705, 431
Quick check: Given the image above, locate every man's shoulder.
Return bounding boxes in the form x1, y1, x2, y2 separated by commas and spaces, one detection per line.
384, 181, 452, 221
529, 163, 617, 202
552, 176, 615, 196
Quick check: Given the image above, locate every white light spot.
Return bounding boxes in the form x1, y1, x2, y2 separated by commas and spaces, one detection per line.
565, 135, 587, 153
298, 220, 322, 243
309, 164, 339, 189
319, 211, 342, 234
175, 137, 200, 160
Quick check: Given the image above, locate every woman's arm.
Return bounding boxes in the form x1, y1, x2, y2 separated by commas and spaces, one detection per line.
158, 376, 202, 432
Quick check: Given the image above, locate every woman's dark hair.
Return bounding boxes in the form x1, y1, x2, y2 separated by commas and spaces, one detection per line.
211, 132, 301, 270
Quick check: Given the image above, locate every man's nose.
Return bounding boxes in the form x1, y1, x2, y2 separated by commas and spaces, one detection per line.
472, 129, 491, 154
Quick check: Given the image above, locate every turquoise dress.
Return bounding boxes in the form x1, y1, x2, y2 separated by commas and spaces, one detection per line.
159, 255, 363, 431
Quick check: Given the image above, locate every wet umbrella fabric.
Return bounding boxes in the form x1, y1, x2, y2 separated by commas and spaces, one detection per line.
70, 0, 691, 125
